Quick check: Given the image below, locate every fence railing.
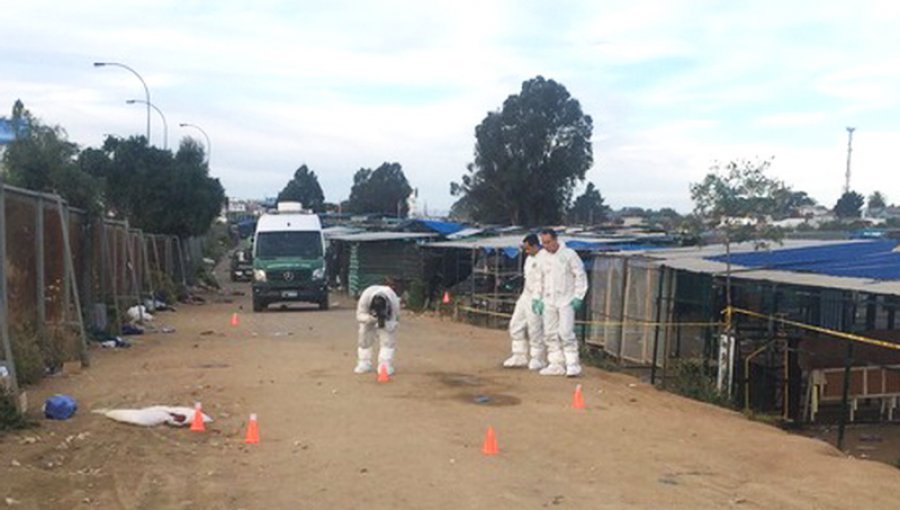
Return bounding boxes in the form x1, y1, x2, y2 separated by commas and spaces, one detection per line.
0, 180, 203, 410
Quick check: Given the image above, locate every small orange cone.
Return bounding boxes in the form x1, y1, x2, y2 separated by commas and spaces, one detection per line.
230, 313, 239, 327
377, 364, 390, 383
481, 426, 499, 456
442, 291, 451, 304
244, 413, 259, 444
572, 384, 585, 410
190, 402, 205, 432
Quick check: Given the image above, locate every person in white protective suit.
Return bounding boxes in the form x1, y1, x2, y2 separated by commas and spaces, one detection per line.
535, 229, 588, 377
354, 285, 401, 375
503, 234, 547, 370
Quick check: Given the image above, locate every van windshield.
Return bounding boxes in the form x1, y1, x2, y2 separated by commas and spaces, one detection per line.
256, 231, 322, 259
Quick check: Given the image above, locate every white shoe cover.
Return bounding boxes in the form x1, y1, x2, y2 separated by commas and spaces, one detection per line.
528, 358, 546, 371
354, 361, 373, 374
539, 364, 566, 376
565, 364, 582, 377
503, 354, 528, 368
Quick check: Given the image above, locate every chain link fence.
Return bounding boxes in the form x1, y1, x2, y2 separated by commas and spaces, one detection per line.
1, 181, 204, 408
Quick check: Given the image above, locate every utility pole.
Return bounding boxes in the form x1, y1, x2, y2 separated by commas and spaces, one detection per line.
844, 127, 855, 195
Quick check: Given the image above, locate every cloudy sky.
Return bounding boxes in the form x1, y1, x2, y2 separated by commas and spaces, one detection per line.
2, 1, 899, 213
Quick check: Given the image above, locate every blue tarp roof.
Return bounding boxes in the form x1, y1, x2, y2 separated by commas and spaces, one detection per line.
412, 219, 467, 236
707, 240, 900, 280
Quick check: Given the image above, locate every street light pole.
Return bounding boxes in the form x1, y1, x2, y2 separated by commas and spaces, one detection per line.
93, 62, 151, 142
179, 123, 211, 165
126, 99, 167, 149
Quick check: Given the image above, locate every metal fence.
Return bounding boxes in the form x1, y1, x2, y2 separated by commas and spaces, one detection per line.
0, 180, 201, 407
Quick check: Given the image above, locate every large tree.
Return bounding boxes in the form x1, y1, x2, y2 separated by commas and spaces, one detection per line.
2, 100, 103, 213
346, 162, 412, 217
568, 182, 609, 225
834, 191, 864, 219
450, 76, 593, 226
277, 164, 325, 212
80, 136, 225, 237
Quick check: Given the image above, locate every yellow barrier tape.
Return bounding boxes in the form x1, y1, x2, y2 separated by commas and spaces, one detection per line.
728, 306, 900, 352
456, 305, 722, 328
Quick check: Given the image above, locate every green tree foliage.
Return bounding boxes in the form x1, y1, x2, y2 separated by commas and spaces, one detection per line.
867, 191, 887, 214
568, 183, 609, 225
690, 158, 787, 311
276, 164, 325, 212
772, 189, 816, 219
346, 162, 412, 217
81, 136, 225, 237
2, 100, 103, 214
834, 191, 864, 219
450, 76, 593, 226
690, 158, 788, 246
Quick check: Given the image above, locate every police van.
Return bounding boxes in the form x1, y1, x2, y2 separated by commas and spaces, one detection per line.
251, 202, 328, 311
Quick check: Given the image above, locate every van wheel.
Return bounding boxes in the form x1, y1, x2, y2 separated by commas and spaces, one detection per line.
253, 297, 265, 312
318, 297, 329, 311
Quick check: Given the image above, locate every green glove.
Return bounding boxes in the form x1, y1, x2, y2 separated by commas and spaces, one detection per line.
531, 298, 544, 315
571, 298, 584, 310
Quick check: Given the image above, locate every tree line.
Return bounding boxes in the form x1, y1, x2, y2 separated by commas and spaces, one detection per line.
1, 100, 225, 238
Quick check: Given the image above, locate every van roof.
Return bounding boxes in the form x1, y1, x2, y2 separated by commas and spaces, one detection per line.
255, 213, 322, 232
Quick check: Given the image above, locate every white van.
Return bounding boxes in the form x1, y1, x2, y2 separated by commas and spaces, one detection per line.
251, 202, 328, 311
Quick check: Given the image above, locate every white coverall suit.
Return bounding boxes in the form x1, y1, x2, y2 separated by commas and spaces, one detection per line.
539, 242, 588, 377
355, 285, 401, 375
504, 250, 546, 369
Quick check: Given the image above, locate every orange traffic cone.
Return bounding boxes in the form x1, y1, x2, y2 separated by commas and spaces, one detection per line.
442, 291, 451, 304
244, 413, 260, 444
572, 384, 585, 410
230, 313, 239, 327
481, 426, 499, 456
377, 364, 390, 383
190, 402, 205, 432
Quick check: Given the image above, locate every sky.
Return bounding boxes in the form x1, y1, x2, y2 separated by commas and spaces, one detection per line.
2, 0, 899, 214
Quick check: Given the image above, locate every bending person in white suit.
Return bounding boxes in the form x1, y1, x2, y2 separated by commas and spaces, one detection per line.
536, 229, 588, 377
503, 234, 547, 370
355, 285, 401, 375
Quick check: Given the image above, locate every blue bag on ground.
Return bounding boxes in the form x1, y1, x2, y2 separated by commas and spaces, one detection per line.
44, 395, 78, 420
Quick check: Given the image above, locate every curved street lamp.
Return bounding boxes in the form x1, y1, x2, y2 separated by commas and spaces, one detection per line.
126, 99, 167, 149
93, 62, 151, 142
179, 123, 211, 165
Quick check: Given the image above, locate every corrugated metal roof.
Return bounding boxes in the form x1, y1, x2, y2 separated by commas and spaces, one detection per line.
706, 240, 900, 280
411, 219, 467, 235
331, 232, 437, 242
445, 227, 485, 240
426, 235, 638, 252
610, 240, 900, 296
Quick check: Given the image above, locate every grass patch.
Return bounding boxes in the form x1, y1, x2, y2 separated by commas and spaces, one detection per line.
667, 359, 733, 408
580, 345, 622, 373
0, 390, 36, 432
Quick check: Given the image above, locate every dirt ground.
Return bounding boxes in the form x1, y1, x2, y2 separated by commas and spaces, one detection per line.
2, 270, 900, 509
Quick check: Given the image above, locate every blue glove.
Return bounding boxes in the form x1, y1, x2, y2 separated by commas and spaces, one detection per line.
531, 298, 544, 315
571, 298, 584, 310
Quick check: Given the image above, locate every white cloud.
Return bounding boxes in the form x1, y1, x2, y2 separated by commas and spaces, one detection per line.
2, 1, 899, 214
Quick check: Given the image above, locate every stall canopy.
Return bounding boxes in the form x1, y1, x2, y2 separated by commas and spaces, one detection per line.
707, 240, 900, 280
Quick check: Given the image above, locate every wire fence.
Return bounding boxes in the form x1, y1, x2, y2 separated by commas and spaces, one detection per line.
446, 248, 900, 434
0, 181, 203, 409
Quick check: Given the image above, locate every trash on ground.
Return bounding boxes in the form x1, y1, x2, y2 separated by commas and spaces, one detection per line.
44, 395, 78, 420
94, 406, 213, 427
121, 324, 144, 336
89, 329, 131, 348
126, 305, 154, 323
474, 395, 491, 404
160, 326, 176, 334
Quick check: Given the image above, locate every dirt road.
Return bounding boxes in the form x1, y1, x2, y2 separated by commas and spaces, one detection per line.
1, 277, 899, 509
